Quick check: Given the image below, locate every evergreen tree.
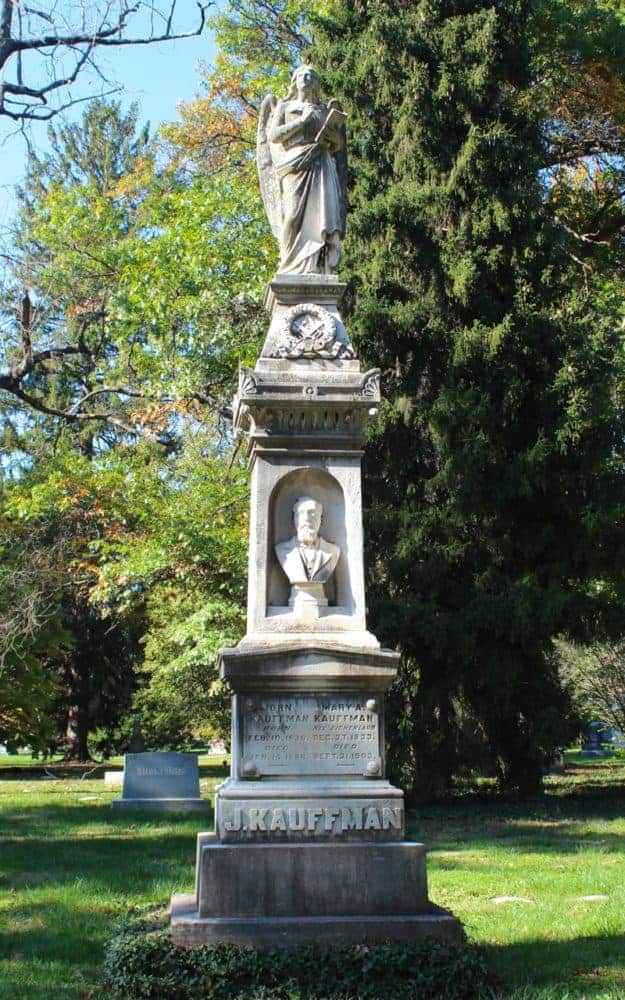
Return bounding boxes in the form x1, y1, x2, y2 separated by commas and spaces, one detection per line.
19, 99, 151, 203
312, 0, 625, 794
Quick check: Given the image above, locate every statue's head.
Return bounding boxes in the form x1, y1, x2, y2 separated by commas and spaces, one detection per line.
287, 64, 321, 102
292, 496, 322, 544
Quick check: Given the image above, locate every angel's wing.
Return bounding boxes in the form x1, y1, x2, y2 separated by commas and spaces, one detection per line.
328, 98, 348, 236
257, 94, 282, 239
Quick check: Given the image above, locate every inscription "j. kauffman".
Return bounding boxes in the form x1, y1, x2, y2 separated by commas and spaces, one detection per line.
223, 805, 402, 834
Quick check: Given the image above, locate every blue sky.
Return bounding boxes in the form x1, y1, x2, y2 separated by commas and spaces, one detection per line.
0, 17, 218, 230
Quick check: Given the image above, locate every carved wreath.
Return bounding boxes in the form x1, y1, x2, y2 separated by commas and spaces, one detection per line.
272, 303, 354, 360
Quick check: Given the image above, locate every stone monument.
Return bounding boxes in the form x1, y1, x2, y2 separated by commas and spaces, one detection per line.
112, 751, 211, 812
171, 65, 462, 946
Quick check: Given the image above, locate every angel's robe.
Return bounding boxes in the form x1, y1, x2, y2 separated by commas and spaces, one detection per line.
270, 101, 343, 274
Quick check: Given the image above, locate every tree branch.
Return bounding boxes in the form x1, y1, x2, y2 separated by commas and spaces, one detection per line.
1, 2, 211, 123
11, 3, 209, 53
192, 389, 233, 421
3, 45, 92, 104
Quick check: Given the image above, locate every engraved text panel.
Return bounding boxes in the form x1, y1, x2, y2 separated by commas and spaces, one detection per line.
241, 695, 379, 776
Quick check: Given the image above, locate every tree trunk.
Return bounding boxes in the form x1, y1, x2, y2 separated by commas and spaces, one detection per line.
63, 664, 92, 761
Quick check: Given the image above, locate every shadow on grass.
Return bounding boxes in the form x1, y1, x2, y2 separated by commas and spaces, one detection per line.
403, 789, 625, 860
0, 828, 199, 895
0, 898, 122, 965
0, 800, 206, 898
0, 807, 201, 989
1, 788, 622, 855
408, 788, 625, 824
0, 800, 213, 830
0, 760, 230, 781
485, 932, 625, 997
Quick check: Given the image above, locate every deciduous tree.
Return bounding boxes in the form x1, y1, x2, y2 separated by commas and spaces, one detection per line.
558, 639, 625, 737
0, 1, 208, 123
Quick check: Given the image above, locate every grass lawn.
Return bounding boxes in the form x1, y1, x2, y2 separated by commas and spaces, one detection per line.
1, 753, 624, 999
0, 755, 64, 768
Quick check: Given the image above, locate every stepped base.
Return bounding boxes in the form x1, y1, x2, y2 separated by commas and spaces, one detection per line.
112, 798, 211, 812
170, 835, 463, 948
171, 895, 464, 948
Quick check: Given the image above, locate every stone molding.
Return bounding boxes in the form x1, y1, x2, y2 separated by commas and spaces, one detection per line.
219, 643, 399, 693
263, 274, 347, 312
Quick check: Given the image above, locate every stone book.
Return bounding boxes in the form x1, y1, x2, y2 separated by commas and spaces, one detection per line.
314, 106, 347, 145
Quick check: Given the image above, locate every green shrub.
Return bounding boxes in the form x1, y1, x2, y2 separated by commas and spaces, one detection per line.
100, 908, 494, 1000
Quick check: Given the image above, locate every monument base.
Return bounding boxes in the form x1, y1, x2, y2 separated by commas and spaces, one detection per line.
171, 896, 464, 948
170, 835, 464, 948
112, 798, 212, 812
215, 777, 405, 842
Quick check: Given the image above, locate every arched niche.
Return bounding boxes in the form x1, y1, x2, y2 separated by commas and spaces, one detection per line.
267, 467, 351, 613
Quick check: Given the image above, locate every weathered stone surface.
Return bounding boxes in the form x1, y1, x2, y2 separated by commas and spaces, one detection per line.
232, 292, 381, 648
257, 67, 347, 277
104, 770, 123, 788
168, 110, 464, 945
170, 837, 465, 947
240, 693, 380, 777
122, 752, 200, 799
275, 496, 340, 619
113, 752, 211, 812
241, 455, 372, 643
218, 646, 402, 844
171, 898, 465, 949
195, 837, 428, 918
220, 643, 399, 692
259, 278, 355, 363
216, 794, 404, 843
234, 352, 378, 458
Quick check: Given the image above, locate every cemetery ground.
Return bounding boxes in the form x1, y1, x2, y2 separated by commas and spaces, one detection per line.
0, 755, 624, 999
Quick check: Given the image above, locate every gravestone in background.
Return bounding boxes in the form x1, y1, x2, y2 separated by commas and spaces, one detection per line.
128, 713, 146, 754
581, 721, 613, 757
112, 752, 211, 812
170, 65, 462, 947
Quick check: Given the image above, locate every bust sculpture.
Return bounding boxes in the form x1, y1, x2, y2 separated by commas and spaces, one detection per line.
257, 65, 347, 275
275, 496, 340, 617
276, 496, 340, 584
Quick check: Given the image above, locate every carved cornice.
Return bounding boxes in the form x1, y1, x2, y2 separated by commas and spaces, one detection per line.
233, 366, 382, 452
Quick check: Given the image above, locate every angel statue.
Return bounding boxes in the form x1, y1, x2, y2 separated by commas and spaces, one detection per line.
257, 65, 347, 275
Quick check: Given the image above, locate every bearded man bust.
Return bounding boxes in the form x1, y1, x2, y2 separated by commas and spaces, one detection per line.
275, 496, 340, 599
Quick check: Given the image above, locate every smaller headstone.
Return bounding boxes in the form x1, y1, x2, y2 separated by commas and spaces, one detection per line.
549, 750, 565, 774
104, 770, 123, 788
581, 721, 612, 757
128, 713, 146, 754
112, 752, 211, 812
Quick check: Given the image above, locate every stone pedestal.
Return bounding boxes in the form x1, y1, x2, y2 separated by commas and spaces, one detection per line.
171, 838, 461, 947
171, 276, 462, 947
